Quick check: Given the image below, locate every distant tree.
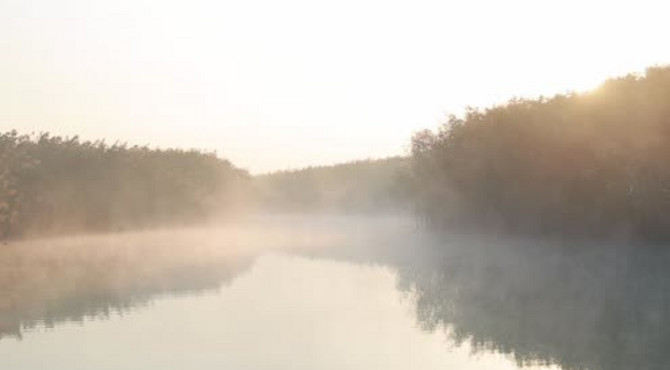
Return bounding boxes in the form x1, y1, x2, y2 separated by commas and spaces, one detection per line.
253, 157, 411, 213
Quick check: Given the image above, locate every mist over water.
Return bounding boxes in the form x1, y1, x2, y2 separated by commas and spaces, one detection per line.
1, 214, 669, 370
3, 1, 670, 368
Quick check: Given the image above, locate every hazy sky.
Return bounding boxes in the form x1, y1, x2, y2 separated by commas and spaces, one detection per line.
2, 0, 669, 173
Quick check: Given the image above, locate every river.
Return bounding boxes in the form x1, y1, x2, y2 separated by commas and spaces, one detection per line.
1, 215, 668, 370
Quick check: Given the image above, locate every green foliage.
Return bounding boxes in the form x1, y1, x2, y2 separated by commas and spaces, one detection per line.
412, 66, 670, 241
0, 132, 247, 239
253, 157, 413, 213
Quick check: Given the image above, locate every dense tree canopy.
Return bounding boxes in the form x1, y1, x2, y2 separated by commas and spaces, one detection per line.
0, 132, 247, 239
253, 157, 412, 213
4, 66, 670, 242
412, 66, 670, 241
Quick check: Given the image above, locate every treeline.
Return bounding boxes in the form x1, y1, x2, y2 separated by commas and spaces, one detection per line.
253, 157, 412, 213
412, 66, 670, 241
5, 66, 670, 241
0, 132, 247, 239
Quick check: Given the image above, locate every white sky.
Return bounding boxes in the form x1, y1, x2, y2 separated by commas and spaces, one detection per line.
2, 0, 670, 173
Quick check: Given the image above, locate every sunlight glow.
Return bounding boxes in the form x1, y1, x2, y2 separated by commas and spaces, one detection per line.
2, 0, 669, 172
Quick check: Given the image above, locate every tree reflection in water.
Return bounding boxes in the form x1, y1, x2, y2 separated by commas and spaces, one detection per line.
3, 216, 670, 370
303, 230, 670, 370
0, 222, 309, 340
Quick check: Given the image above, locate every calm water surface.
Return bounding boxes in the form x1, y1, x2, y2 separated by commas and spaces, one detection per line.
0, 252, 555, 370
3, 218, 670, 370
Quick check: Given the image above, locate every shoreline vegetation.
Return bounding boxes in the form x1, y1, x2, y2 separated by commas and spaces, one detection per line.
2, 65, 670, 242
0, 133, 249, 240
412, 66, 670, 242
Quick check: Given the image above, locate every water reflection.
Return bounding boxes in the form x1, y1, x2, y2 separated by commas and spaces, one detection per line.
0, 225, 274, 340
0, 216, 379, 341
0, 253, 555, 370
3, 216, 670, 370
302, 232, 670, 370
